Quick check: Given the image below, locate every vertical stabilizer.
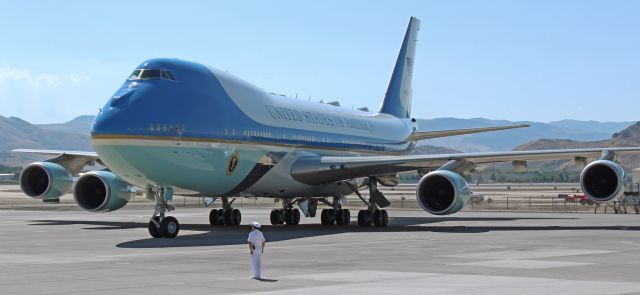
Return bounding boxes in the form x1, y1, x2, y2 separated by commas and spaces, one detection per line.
379, 17, 420, 118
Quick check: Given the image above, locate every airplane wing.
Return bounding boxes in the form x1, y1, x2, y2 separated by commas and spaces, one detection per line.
291, 147, 640, 185
411, 124, 529, 140
12, 149, 101, 175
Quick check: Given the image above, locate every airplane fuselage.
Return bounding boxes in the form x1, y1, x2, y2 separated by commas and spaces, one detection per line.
91, 59, 416, 197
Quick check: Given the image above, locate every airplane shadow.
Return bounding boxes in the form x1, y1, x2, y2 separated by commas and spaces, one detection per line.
28, 215, 640, 249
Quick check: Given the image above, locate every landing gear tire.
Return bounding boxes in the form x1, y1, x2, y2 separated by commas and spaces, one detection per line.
209, 209, 224, 226
321, 209, 335, 225
284, 209, 292, 224
160, 216, 180, 238
358, 209, 373, 227
372, 210, 388, 227
270, 209, 281, 225
278, 209, 285, 224
373, 210, 382, 227
284, 208, 300, 225
232, 208, 242, 225
342, 209, 350, 225
223, 209, 233, 225
148, 217, 162, 238
293, 208, 301, 224
381, 210, 388, 226
223, 208, 241, 226
336, 209, 350, 225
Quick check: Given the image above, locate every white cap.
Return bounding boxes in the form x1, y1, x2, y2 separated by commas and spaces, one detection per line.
251, 221, 261, 228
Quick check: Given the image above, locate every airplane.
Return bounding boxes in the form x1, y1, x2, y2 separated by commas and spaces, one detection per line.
13, 17, 640, 238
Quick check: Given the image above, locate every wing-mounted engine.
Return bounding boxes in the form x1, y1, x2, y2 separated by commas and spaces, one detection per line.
416, 170, 471, 215
17, 150, 100, 200
580, 159, 625, 202
74, 171, 135, 212
415, 160, 474, 215
19, 162, 73, 200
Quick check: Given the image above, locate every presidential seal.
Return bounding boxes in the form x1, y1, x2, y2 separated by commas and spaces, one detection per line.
226, 151, 239, 176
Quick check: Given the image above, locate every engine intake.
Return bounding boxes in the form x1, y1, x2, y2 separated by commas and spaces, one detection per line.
416, 170, 470, 215
19, 162, 73, 200
74, 171, 134, 212
580, 160, 624, 202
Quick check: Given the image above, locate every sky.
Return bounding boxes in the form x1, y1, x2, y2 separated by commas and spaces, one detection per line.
0, 0, 638, 124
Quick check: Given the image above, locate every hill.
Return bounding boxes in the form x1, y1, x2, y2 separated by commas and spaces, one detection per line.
417, 118, 635, 152
0, 116, 92, 166
37, 115, 95, 135
514, 122, 640, 170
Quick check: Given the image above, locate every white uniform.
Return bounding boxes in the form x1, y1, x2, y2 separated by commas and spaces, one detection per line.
247, 229, 265, 279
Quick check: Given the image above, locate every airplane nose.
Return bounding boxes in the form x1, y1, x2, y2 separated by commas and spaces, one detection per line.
91, 106, 128, 135
109, 89, 134, 108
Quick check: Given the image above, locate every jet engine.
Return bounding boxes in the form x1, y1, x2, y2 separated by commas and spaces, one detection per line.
416, 170, 471, 215
580, 160, 625, 202
19, 162, 73, 200
74, 171, 134, 212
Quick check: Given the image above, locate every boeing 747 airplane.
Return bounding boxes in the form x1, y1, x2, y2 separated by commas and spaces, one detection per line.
14, 17, 640, 238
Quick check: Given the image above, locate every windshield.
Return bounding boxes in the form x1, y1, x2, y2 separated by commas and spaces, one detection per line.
128, 69, 142, 80
128, 69, 176, 81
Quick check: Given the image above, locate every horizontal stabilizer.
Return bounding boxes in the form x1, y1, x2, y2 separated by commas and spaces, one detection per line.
410, 124, 529, 141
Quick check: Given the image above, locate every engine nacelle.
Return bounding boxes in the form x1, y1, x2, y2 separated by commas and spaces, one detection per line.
580, 160, 625, 202
416, 170, 471, 215
19, 162, 73, 200
74, 171, 134, 212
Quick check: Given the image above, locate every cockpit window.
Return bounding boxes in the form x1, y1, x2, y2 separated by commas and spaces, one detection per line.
129, 69, 142, 79
139, 69, 161, 79
162, 70, 177, 81
128, 68, 176, 81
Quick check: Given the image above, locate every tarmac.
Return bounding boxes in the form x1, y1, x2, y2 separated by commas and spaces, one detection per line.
2, 205, 640, 294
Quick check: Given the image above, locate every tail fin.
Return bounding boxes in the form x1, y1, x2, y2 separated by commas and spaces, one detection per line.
379, 17, 420, 118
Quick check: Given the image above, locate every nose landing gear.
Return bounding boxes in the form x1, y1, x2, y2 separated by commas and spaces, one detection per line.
147, 188, 180, 238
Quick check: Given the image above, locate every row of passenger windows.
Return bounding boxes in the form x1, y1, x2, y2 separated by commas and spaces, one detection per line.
232, 129, 398, 150
129, 69, 177, 81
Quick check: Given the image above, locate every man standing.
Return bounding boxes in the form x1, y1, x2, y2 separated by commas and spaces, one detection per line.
247, 221, 266, 280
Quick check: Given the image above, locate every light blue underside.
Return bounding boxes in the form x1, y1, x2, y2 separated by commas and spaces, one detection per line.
95, 144, 268, 195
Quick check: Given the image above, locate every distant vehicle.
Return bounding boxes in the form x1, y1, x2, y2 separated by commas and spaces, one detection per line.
561, 194, 597, 205
468, 194, 484, 205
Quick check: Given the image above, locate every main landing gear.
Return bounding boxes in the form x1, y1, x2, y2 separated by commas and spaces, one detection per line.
147, 188, 180, 238
319, 196, 351, 226
270, 199, 301, 225
351, 180, 389, 227
209, 197, 242, 226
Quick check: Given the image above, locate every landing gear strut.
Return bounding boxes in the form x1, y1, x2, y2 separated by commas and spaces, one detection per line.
147, 188, 180, 238
209, 197, 241, 226
319, 196, 351, 226
270, 199, 300, 225
351, 180, 389, 227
